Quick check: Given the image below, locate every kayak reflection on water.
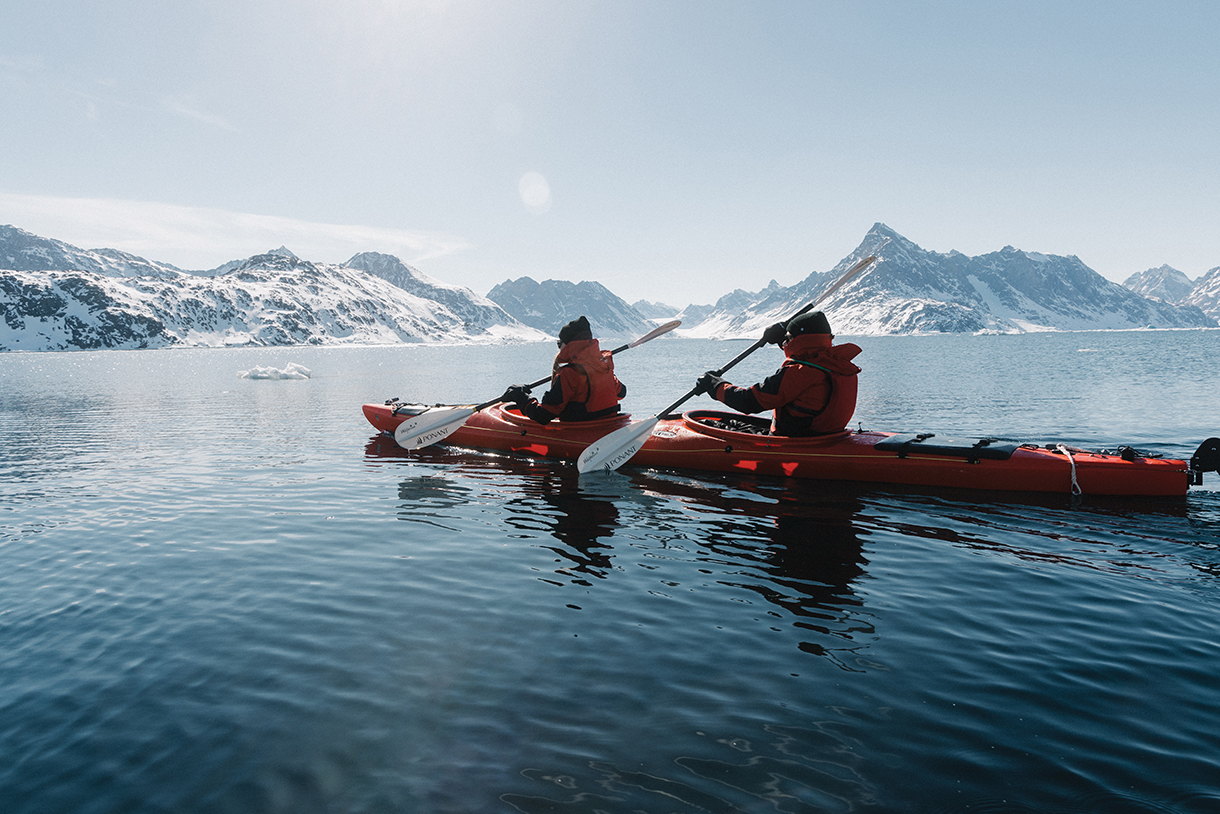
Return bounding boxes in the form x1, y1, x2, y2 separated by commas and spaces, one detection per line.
627, 470, 875, 672
366, 435, 877, 669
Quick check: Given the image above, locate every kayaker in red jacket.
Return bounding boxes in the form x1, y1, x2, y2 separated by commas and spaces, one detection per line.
694, 310, 862, 436
502, 316, 627, 424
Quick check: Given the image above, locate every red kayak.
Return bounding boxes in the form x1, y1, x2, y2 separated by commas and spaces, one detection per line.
362, 400, 1219, 497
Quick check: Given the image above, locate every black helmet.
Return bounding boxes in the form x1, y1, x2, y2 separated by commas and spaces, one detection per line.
558, 315, 593, 344
786, 310, 832, 336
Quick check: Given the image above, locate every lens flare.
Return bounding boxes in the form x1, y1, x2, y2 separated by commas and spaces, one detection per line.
518, 172, 551, 213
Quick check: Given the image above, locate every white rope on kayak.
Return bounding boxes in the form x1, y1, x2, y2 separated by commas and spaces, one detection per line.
1056, 443, 1082, 495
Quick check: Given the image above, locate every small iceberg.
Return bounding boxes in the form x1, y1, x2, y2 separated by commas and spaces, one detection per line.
238, 362, 312, 380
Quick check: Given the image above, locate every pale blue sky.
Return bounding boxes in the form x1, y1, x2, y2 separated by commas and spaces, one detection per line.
3, 0, 1217, 306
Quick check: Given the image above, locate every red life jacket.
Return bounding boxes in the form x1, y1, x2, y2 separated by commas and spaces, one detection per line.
746, 334, 863, 436
537, 339, 624, 420
775, 334, 862, 434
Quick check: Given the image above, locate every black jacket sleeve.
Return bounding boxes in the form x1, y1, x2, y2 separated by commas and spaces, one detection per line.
717, 368, 785, 414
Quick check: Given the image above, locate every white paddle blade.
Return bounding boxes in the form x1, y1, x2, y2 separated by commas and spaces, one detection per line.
628, 319, 681, 348
393, 406, 475, 450
576, 417, 660, 473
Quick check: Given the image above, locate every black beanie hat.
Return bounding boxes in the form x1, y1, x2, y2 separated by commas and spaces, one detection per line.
559, 315, 593, 344
786, 310, 832, 336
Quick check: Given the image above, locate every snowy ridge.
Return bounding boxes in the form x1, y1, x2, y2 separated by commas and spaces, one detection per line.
1123, 264, 1220, 323
682, 224, 1216, 337
1181, 267, 1220, 318
1123, 265, 1196, 303
0, 224, 186, 279
3, 222, 1217, 352
345, 252, 515, 334
486, 277, 655, 339
1, 249, 544, 351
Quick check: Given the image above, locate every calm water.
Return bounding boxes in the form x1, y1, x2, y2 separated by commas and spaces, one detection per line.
2, 332, 1219, 813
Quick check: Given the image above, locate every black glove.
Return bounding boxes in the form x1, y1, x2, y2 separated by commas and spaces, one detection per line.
694, 370, 727, 397
761, 322, 787, 345
500, 385, 531, 406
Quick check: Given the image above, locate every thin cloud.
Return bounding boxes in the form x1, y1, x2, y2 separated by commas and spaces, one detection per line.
0, 192, 472, 270
161, 96, 240, 133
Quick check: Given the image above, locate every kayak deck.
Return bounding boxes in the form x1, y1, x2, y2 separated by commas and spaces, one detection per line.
362, 401, 1201, 497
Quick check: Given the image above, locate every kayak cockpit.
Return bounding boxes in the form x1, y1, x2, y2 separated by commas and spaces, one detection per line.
680, 410, 852, 446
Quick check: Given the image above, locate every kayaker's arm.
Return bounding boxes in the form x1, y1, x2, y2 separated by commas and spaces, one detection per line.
717, 382, 765, 414
696, 369, 786, 415
500, 383, 559, 425
520, 399, 559, 424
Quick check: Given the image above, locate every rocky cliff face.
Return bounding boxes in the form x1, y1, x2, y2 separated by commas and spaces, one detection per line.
1, 270, 174, 350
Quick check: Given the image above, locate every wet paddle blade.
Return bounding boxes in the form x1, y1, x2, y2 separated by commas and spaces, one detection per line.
628, 319, 681, 348
576, 417, 660, 473
393, 406, 475, 450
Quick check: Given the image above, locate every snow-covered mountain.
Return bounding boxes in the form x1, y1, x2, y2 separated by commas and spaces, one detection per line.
4, 221, 1216, 353
1, 228, 543, 351
486, 277, 655, 339
0, 224, 186, 279
631, 299, 682, 321
195, 245, 298, 277
1123, 264, 1220, 324
681, 224, 1217, 338
1122, 265, 1196, 303
1180, 267, 1220, 320
345, 251, 514, 332
676, 281, 793, 338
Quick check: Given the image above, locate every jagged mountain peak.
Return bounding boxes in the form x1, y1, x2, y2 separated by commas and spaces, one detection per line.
866, 222, 904, 240
1180, 265, 1220, 317
1, 223, 185, 279
632, 299, 682, 320
1123, 265, 1195, 303
826, 227, 1214, 334
346, 250, 413, 274
0, 227, 543, 351
346, 251, 483, 299
678, 223, 1216, 338
487, 276, 654, 339
4, 222, 1217, 352
234, 252, 314, 273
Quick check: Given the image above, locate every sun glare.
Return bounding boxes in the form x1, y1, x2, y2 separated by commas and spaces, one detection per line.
518, 172, 552, 214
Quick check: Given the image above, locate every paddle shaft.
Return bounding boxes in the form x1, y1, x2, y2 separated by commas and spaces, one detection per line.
471, 374, 551, 412
654, 256, 874, 418
654, 335, 769, 418
574, 255, 877, 473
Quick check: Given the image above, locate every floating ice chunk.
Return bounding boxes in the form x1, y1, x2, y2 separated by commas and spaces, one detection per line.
238, 363, 312, 380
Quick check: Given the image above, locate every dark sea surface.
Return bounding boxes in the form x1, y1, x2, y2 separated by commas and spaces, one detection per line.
2, 331, 1219, 814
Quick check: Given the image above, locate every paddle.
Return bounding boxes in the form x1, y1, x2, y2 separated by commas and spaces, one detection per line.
393, 319, 682, 450
576, 255, 878, 473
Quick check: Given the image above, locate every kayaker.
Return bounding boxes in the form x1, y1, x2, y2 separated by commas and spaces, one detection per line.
693, 310, 862, 436
501, 316, 628, 424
